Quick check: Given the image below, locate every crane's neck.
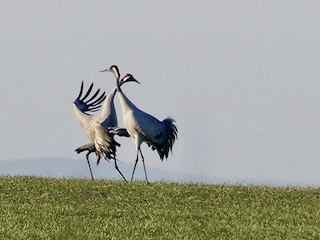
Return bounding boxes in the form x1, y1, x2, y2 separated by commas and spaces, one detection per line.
116, 76, 122, 93
116, 82, 139, 120
113, 70, 139, 125
99, 87, 117, 123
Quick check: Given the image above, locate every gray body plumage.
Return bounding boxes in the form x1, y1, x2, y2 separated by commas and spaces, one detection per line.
101, 65, 178, 183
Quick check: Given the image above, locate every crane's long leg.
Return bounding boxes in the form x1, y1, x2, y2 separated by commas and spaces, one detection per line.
130, 150, 140, 182
139, 149, 150, 184
113, 158, 128, 183
85, 152, 94, 180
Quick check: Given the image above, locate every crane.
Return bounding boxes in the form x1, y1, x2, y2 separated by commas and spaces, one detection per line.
100, 65, 178, 183
72, 79, 132, 181
73, 81, 106, 179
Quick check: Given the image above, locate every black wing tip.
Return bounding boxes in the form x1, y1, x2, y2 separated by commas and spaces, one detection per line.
74, 81, 106, 114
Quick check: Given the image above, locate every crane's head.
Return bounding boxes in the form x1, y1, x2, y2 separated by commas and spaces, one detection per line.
120, 74, 141, 85
99, 65, 120, 79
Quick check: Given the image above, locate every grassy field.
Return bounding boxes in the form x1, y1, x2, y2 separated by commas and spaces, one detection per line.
0, 176, 319, 239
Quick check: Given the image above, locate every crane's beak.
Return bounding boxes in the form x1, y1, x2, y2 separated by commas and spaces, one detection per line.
99, 68, 110, 72
127, 77, 141, 85
134, 79, 141, 84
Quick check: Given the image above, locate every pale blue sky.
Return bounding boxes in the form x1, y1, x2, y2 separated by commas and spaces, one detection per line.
1, 1, 320, 185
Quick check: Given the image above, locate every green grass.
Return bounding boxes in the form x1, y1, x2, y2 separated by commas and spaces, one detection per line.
0, 176, 319, 239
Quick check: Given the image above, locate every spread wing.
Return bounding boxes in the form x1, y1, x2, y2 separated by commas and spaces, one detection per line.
73, 81, 106, 115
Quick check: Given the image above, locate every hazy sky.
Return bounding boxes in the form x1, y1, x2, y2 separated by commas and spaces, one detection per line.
1, 1, 320, 186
